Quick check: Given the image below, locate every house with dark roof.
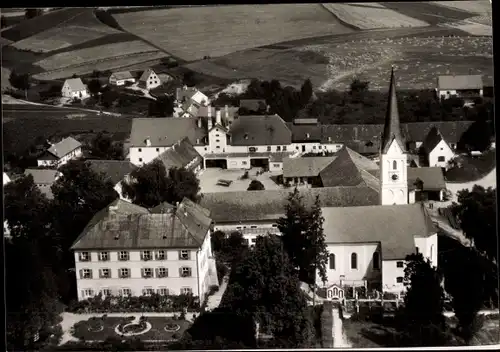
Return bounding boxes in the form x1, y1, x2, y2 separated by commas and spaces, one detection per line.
87, 160, 137, 200
436, 74, 483, 101
71, 197, 218, 301
138, 69, 161, 90
174, 86, 210, 117
421, 127, 455, 168
37, 136, 82, 168
282, 156, 336, 187
155, 137, 203, 174
24, 168, 62, 199
109, 71, 136, 86
61, 78, 89, 100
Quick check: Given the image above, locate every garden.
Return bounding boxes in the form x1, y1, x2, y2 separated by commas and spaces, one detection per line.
71, 314, 191, 342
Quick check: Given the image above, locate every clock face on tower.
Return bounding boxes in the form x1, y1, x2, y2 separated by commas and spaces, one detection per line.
391, 174, 399, 181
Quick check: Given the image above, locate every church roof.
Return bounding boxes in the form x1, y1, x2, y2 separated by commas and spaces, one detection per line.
381, 67, 406, 154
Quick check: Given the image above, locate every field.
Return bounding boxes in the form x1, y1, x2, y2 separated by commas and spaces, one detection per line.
322, 3, 429, 29
113, 4, 354, 61
432, 1, 492, 16
12, 9, 120, 53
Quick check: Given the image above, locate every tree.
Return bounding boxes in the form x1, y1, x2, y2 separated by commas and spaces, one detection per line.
25, 8, 43, 19
247, 180, 265, 191
451, 185, 497, 262
148, 95, 174, 117
211, 230, 227, 254
89, 132, 124, 160
183, 71, 197, 87
166, 166, 200, 204
349, 78, 369, 103
87, 79, 102, 97
277, 189, 329, 284
300, 78, 313, 105
402, 252, 447, 346
457, 120, 493, 153
9, 70, 30, 99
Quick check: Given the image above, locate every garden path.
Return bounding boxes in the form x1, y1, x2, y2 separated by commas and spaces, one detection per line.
332, 306, 351, 348
206, 275, 229, 311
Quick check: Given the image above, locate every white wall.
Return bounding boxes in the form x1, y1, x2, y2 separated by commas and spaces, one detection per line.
290, 142, 342, 154
226, 157, 251, 170
74, 248, 202, 300
414, 233, 438, 268
213, 221, 280, 245
269, 162, 283, 172
111, 78, 136, 86
208, 126, 228, 153
382, 259, 406, 293
130, 146, 171, 166
380, 140, 408, 205
439, 89, 483, 100
428, 139, 454, 168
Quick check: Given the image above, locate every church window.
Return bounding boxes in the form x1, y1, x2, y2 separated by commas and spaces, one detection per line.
393, 160, 397, 170
373, 252, 380, 270
351, 253, 358, 269
329, 254, 335, 270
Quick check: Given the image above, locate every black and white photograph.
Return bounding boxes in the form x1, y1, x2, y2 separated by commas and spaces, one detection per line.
2, 1, 498, 350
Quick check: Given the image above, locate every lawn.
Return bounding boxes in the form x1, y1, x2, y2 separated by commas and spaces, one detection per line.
322, 3, 429, 30
445, 149, 496, 183
342, 319, 394, 348
113, 4, 354, 61
72, 316, 190, 341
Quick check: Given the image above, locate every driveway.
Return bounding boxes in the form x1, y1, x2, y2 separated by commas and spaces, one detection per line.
199, 168, 283, 193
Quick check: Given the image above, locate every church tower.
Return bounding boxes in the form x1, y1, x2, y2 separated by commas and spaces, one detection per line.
380, 67, 408, 205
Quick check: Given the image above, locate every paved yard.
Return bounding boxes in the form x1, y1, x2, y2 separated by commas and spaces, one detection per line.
198, 167, 284, 193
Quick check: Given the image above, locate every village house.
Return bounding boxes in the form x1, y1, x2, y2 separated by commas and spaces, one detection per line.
154, 137, 203, 174
173, 86, 211, 118
421, 127, 455, 168
282, 156, 336, 187
37, 136, 82, 168
87, 160, 137, 200
138, 69, 161, 90
24, 169, 62, 199
436, 74, 483, 102
71, 198, 218, 300
109, 71, 136, 86
61, 78, 89, 100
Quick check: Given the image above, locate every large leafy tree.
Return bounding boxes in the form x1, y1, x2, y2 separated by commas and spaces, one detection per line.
402, 252, 448, 346
277, 189, 329, 284
89, 132, 124, 160
247, 179, 265, 191
9, 70, 30, 99
221, 235, 313, 347
451, 185, 497, 262
87, 79, 102, 97
300, 78, 313, 105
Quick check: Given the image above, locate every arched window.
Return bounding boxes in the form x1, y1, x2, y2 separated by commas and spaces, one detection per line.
373, 252, 380, 270
351, 253, 358, 269
393, 160, 397, 170
329, 253, 335, 270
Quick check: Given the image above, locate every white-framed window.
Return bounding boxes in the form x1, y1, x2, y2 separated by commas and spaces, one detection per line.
180, 267, 192, 277
139, 158, 143, 162
82, 289, 94, 298
100, 288, 112, 297
142, 268, 153, 278
351, 253, 358, 269
438, 156, 445, 162
273, 164, 280, 167
119, 268, 130, 278
81, 269, 93, 279
267, 146, 271, 151
215, 134, 220, 137
251, 238, 257, 243
216, 146, 220, 149
242, 161, 247, 165
215, 139, 220, 142
283, 146, 287, 151
99, 268, 111, 278
313, 146, 316, 150
396, 261, 404, 268
98, 251, 109, 261
142, 287, 154, 296
138, 148, 142, 152
157, 287, 169, 296
179, 250, 190, 260
396, 277, 404, 283
119, 251, 129, 261
156, 250, 166, 260
79, 252, 90, 262
157, 267, 168, 278
276, 146, 281, 151
181, 287, 193, 295
156, 148, 160, 152
141, 250, 152, 261
119, 288, 131, 297
318, 145, 322, 149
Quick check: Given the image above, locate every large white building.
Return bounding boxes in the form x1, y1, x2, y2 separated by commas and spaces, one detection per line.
71, 198, 218, 301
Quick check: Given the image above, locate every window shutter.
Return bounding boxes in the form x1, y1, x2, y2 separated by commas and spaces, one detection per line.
89, 270, 93, 279
155, 268, 159, 278
140, 252, 144, 260
141, 268, 145, 278
179, 268, 182, 277
178, 251, 182, 260
79, 269, 83, 279
107, 269, 111, 279
99, 269, 103, 278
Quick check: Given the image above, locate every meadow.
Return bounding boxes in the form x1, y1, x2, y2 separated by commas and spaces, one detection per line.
112, 4, 354, 61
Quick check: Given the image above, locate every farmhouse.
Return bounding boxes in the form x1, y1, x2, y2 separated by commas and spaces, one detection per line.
174, 86, 212, 118
421, 127, 455, 168
154, 137, 203, 174
282, 156, 336, 187
61, 78, 89, 100
37, 137, 82, 168
71, 197, 218, 300
436, 74, 483, 101
109, 71, 136, 86
24, 169, 62, 199
87, 160, 137, 200
138, 68, 161, 90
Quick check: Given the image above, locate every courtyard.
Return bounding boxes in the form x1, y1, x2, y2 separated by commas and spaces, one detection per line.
198, 167, 284, 193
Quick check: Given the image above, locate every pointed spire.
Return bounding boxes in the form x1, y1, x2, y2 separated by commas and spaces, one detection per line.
381, 66, 405, 154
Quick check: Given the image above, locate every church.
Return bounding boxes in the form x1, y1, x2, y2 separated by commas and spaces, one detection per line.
200, 68, 439, 295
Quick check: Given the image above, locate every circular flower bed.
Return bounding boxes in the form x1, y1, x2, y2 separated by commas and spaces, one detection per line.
164, 323, 181, 332
115, 318, 152, 336
88, 317, 104, 332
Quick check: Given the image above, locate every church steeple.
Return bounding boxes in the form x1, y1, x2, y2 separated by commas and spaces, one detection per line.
380, 66, 405, 154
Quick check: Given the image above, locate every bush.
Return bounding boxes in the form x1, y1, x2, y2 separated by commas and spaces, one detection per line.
241, 171, 249, 180
216, 261, 228, 285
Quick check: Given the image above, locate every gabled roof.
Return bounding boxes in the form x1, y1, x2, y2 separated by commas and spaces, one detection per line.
63, 78, 86, 92
129, 118, 207, 147
24, 168, 60, 184
176, 87, 202, 102
110, 71, 134, 80
71, 197, 212, 250
228, 114, 292, 146
422, 127, 447, 154
209, 122, 228, 133
319, 147, 380, 190
407, 167, 446, 191
47, 137, 81, 158
287, 123, 322, 142
139, 68, 157, 82
155, 137, 202, 172
199, 186, 379, 223
87, 160, 137, 185
283, 156, 336, 178
438, 75, 483, 90
322, 203, 436, 260
403, 121, 473, 144
381, 67, 406, 154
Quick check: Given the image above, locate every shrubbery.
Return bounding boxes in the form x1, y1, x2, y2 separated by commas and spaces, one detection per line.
67, 293, 200, 313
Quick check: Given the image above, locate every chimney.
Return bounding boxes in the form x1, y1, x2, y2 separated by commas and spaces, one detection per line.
197, 117, 202, 128
306, 133, 310, 139
225, 105, 229, 118
328, 136, 332, 142
216, 110, 222, 125
208, 117, 213, 130
145, 137, 151, 146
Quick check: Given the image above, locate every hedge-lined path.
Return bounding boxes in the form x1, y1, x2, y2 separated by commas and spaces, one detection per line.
59, 311, 195, 346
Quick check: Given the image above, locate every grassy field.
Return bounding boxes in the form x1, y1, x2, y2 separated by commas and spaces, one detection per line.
322, 3, 429, 30
12, 9, 120, 53
432, 1, 492, 16
113, 4, 354, 61
379, 2, 476, 25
